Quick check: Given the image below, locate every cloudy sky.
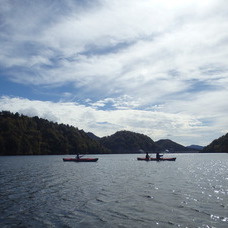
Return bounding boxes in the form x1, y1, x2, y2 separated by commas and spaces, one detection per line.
0, 0, 228, 146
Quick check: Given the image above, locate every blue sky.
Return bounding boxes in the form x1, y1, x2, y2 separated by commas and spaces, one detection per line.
0, 0, 228, 146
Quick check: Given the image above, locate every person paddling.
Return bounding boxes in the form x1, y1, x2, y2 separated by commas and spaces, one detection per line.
156, 152, 160, 160
145, 152, 150, 160
76, 153, 80, 159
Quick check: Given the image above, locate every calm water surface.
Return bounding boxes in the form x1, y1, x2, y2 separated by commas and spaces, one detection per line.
0, 153, 227, 228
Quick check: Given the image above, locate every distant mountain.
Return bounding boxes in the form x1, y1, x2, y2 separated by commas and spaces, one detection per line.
155, 139, 189, 152
100, 130, 160, 153
202, 133, 228, 153
187, 145, 204, 151
86, 132, 100, 141
0, 111, 110, 155
2, 111, 226, 156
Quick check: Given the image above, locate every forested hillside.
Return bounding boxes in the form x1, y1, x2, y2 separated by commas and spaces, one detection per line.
100, 130, 160, 153
1, 111, 225, 155
0, 111, 110, 155
202, 133, 228, 152
155, 139, 191, 152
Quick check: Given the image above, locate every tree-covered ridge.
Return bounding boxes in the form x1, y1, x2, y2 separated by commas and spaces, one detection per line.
100, 130, 160, 153
0, 111, 110, 155
1, 111, 226, 155
155, 139, 191, 152
202, 133, 228, 153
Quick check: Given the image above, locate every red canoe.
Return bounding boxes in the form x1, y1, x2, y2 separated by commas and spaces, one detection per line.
63, 158, 98, 162
137, 157, 176, 161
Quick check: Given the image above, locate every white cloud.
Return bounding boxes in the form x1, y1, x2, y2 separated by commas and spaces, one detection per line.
0, 0, 228, 146
0, 95, 226, 146
1, 1, 227, 88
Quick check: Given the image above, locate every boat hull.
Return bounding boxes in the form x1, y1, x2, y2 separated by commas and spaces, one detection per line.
63, 158, 98, 162
137, 157, 150, 161
137, 157, 176, 161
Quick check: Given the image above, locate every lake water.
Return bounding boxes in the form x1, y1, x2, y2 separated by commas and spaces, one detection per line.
0, 153, 227, 228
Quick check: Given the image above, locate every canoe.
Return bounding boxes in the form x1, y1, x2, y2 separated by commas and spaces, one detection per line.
137, 157, 150, 161
63, 158, 98, 162
150, 157, 176, 161
137, 157, 176, 161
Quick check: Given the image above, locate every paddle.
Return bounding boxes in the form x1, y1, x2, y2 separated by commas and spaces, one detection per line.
76, 153, 85, 159
77, 153, 87, 159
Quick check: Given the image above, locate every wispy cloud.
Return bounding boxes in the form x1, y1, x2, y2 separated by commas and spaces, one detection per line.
0, 0, 228, 146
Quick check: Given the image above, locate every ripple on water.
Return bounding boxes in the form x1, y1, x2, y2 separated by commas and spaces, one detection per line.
0, 154, 228, 228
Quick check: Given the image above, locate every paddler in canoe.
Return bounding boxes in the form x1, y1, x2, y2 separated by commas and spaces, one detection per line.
145, 152, 150, 161
76, 153, 83, 159
156, 152, 163, 160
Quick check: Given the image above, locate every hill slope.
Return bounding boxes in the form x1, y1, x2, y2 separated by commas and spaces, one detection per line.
100, 130, 160, 153
202, 133, 228, 153
0, 111, 110, 155
155, 139, 189, 152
